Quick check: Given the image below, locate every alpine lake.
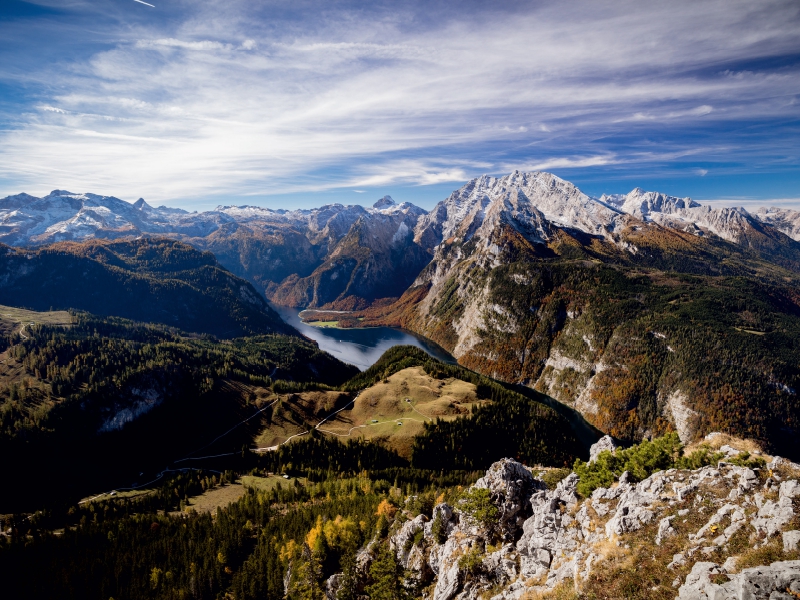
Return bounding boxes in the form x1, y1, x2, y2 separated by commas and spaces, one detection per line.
270, 303, 456, 371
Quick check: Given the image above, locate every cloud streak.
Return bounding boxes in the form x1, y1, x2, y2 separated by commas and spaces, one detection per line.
0, 0, 798, 206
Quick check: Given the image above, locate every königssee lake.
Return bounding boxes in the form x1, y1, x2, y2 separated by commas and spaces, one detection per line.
270, 304, 456, 370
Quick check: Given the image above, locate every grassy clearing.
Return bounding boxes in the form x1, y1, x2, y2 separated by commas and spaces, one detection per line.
253, 391, 349, 448
0, 304, 72, 326
251, 366, 491, 458
183, 483, 247, 514
316, 366, 489, 457
241, 474, 305, 492
306, 320, 340, 328
180, 476, 309, 514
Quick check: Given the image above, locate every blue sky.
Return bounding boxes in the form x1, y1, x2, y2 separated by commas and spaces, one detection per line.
0, 0, 799, 211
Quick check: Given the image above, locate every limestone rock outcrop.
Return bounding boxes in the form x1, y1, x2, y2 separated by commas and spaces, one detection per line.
474, 458, 545, 540
589, 435, 617, 462
406, 452, 800, 600
677, 560, 800, 599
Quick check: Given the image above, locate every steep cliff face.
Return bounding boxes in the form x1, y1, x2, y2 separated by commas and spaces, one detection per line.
353, 173, 800, 453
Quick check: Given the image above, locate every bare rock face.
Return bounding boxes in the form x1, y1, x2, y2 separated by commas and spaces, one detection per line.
324, 573, 341, 600
754, 206, 800, 242
474, 458, 546, 541
482, 544, 519, 587
390, 514, 428, 568
389, 514, 432, 588
431, 534, 474, 600
589, 435, 618, 462
392, 450, 800, 600
517, 473, 587, 584
677, 560, 800, 599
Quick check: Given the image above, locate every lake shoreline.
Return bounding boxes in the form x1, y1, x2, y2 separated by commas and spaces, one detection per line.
269, 302, 456, 370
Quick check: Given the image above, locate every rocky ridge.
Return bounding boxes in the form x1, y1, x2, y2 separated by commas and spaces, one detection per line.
341, 435, 800, 600
4, 177, 799, 309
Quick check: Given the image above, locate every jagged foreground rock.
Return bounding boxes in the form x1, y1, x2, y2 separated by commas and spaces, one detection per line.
341, 449, 800, 599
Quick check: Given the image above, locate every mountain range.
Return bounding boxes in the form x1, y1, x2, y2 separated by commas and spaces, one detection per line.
0, 191, 433, 310
2, 172, 800, 455
5, 181, 799, 309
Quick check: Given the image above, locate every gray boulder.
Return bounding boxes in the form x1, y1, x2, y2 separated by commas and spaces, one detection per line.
589, 435, 618, 462
784, 531, 800, 553
677, 560, 800, 599
677, 562, 726, 600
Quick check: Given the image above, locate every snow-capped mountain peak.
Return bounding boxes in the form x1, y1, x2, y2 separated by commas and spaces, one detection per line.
373, 195, 396, 209
618, 188, 700, 220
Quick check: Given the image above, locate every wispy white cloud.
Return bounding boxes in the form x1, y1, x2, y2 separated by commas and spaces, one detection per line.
510, 155, 619, 172
615, 105, 714, 123
333, 160, 470, 189
135, 38, 233, 51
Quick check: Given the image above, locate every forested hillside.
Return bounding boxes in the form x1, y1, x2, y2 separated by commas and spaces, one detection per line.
0, 303, 586, 512
0, 452, 481, 600
0, 238, 293, 338
0, 314, 358, 511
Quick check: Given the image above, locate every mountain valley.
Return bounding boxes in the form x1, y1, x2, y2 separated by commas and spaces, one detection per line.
279, 173, 800, 457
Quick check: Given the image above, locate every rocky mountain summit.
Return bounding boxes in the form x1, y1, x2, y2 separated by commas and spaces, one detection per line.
411, 172, 800, 253
343, 434, 800, 600
755, 207, 800, 242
